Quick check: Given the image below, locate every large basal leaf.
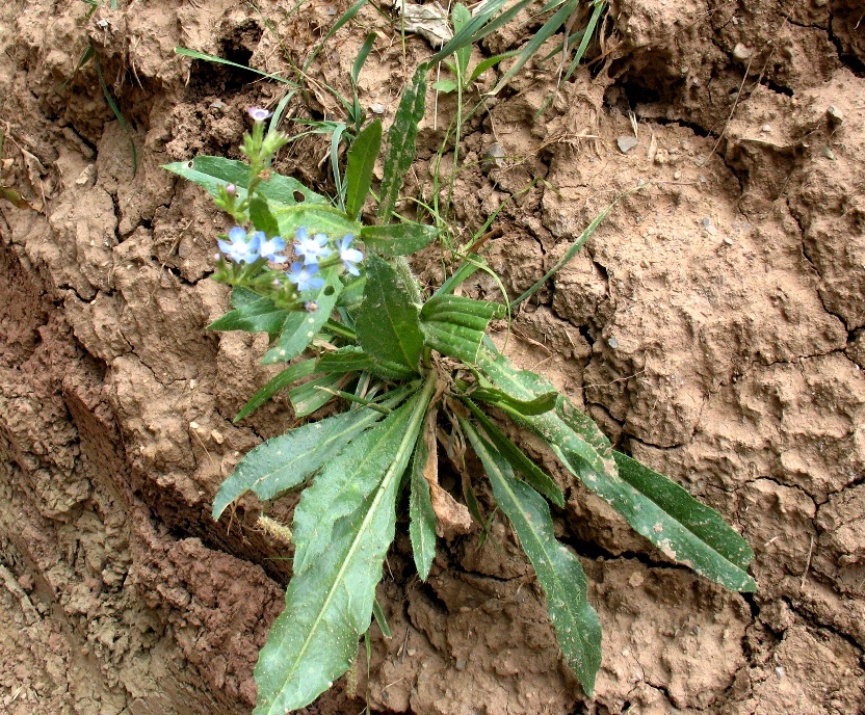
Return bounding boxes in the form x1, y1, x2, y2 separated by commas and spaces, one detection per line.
379, 65, 427, 223
355, 255, 423, 371
479, 346, 756, 592
163, 155, 327, 206
463, 420, 602, 696
213, 402, 393, 520
234, 358, 317, 423
253, 376, 436, 715
262, 270, 344, 364
317, 346, 417, 381
270, 204, 362, 243
478, 346, 617, 479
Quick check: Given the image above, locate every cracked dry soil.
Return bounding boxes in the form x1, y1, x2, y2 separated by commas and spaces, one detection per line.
2, 0, 865, 713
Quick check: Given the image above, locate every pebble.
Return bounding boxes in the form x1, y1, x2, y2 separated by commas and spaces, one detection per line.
482, 142, 506, 171
369, 102, 386, 115
826, 106, 844, 125
607, 336, 619, 349
761, 124, 772, 133
732, 43, 753, 61
617, 136, 639, 154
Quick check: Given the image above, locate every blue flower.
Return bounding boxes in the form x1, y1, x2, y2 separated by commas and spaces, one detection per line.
257, 233, 288, 264
294, 227, 332, 265
218, 226, 261, 264
336, 234, 363, 276
247, 106, 273, 122
287, 261, 324, 292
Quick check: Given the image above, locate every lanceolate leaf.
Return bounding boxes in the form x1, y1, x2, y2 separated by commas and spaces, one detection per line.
356, 255, 423, 371
262, 270, 344, 364
271, 204, 361, 241
379, 65, 427, 223
421, 295, 506, 364
463, 420, 602, 696
344, 119, 382, 220
213, 396, 403, 520
253, 375, 437, 715
463, 398, 564, 507
289, 373, 350, 418
409, 415, 438, 580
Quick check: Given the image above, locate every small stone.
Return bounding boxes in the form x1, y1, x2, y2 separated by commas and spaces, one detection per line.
369, 102, 386, 115
617, 136, 639, 154
823, 147, 837, 160
761, 124, 772, 133
189, 421, 200, 431
673, 170, 682, 180
210, 429, 224, 445
732, 43, 753, 61
482, 142, 506, 171
826, 106, 844, 125
607, 336, 619, 349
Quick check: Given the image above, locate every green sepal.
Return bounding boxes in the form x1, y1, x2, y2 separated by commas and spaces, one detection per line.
355, 255, 423, 371
463, 419, 602, 696
360, 222, 438, 256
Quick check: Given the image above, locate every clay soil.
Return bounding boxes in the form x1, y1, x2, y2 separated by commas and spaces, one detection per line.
2, 1, 865, 713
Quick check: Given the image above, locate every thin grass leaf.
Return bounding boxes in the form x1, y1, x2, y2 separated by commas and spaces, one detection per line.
303, 0, 369, 71
429, 0, 535, 65
563, 1, 606, 82
379, 65, 427, 223
489, 0, 578, 96
372, 598, 392, 638
234, 359, 318, 423
463, 419, 601, 695
254, 376, 436, 714
175, 47, 293, 84
94, 54, 137, 175
509, 187, 637, 310
352, 32, 378, 86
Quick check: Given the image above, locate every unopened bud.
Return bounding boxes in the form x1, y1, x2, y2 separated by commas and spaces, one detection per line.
225, 183, 237, 196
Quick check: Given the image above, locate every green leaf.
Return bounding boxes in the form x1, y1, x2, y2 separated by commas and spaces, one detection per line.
250, 195, 281, 237
234, 359, 318, 422
463, 398, 564, 506
175, 46, 293, 84
372, 598, 392, 638
470, 386, 558, 416
421, 321, 486, 364
289, 373, 348, 418
463, 420, 601, 695
208, 294, 288, 338
163, 156, 327, 207
317, 346, 417, 381
344, 119, 382, 220
432, 79, 458, 94
420, 294, 506, 330
355, 255, 423, 371
379, 65, 427, 223
467, 49, 520, 85
270, 204, 361, 242
479, 347, 616, 479
262, 270, 344, 364
253, 375, 436, 715
213, 403, 392, 520
360, 222, 438, 256
409, 418, 438, 580
602, 452, 757, 591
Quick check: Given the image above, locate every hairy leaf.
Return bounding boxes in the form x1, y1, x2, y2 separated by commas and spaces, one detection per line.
163, 156, 326, 206
379, 66, 427, 222
345, 119, 382, 220
213, 403, 393, 520
464, 420, 601, 695
360, 222, 438, 256
253, 376, 436, 715
262, 270, 344, 364
250, 195, 281, 237
409, 415, 438, 580
289, 373, 349, 418
356, 255, 423, 371
208, 292, 288, 338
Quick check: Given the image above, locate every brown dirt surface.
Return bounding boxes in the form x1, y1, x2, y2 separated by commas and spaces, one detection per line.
2, 0, 865, 713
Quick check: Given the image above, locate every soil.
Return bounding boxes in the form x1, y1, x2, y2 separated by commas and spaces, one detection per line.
1, 0, 864, 713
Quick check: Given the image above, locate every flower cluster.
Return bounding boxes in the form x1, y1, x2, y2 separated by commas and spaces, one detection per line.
217, 225, 364, 295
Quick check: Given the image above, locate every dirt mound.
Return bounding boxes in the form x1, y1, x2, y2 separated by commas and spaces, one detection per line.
1, 0, 864, 713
